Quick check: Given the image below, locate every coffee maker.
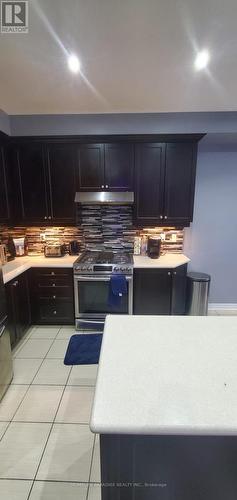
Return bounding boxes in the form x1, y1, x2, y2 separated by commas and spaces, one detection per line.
147, 236, 161, 259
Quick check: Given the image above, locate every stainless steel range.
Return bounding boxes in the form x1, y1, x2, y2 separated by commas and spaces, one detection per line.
74, 251, 133, 331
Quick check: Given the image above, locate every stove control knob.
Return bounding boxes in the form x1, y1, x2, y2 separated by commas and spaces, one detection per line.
114, 267, 119, 272
87, 267, 91, 271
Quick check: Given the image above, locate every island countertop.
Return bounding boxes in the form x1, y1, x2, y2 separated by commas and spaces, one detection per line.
90, 315, 237, 436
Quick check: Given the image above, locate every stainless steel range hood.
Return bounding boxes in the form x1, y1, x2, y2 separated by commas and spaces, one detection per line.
74, 191, 134, 205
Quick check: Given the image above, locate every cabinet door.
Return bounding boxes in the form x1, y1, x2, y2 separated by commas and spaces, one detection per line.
164, 143, 197, 224
5, 273, 31, 348
133, 268, 172, 315
13, 144, 48, 223
104, 144, 134, 190
0, 146, 10, 222
135, 143, 165, 224
46, 144, 77, 224
77, 144, 104, 190
171, 264, 187, 315
17, 272, 31, 339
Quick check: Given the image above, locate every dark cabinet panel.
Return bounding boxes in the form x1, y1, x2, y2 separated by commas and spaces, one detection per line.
164, 143, 197, 223
13, 144, 48, 223
77, 144, 104, 190
105, 144, 134, 190
135, 143, 165, 224
133, 268, 172, 315
0, 146, 10, 222
133, 266, 187, 315
46, 144, 77, 223
171, 264, 187, 315
5, 272, 31, 348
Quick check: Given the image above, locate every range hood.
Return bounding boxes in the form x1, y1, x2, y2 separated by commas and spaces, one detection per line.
74, 191, 134, 205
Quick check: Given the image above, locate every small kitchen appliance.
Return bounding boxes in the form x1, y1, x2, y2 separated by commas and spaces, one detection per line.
147, 236, 162, 259
73, 251, 133, 331
44, 244, 66, 258
69, 240, 80, 255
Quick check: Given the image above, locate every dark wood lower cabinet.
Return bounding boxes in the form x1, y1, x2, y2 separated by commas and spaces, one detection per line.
30, 267, 74, 325
133, 265, 187, 315
5, 272, 31, 348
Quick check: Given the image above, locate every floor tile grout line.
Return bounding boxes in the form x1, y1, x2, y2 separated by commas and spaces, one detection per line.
26, 365, 73, 500
0, 421, 12, 444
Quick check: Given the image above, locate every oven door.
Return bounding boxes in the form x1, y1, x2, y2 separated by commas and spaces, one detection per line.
74, 275, 133, 331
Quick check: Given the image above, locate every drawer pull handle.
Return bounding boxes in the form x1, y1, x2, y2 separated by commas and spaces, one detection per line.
51, 272, 55, 275
52, 283, 56, 287
53, 310, 57, 315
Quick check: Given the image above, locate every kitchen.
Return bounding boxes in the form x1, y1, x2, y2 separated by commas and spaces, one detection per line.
1, 1, 237, 499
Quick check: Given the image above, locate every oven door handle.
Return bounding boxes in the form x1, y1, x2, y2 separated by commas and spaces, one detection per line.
74, 275, 133, 282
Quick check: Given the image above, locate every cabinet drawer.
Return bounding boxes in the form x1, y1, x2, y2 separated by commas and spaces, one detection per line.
37, 299, 74, 324
33, 268, 73, 278
36, 286, 73, 299
35, 277, 72, 289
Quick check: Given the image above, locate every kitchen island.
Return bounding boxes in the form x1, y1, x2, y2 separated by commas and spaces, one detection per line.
90, 315, 237, 500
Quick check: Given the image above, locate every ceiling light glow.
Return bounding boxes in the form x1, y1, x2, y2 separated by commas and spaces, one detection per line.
68, 54, 81, 73
194, 50, 210, 70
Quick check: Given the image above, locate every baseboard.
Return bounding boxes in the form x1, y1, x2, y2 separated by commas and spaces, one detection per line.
209, 303, 237, 311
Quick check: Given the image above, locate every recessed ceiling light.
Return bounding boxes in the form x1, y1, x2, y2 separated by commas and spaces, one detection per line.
194, 50, 210, 71
68, 54, 81, 73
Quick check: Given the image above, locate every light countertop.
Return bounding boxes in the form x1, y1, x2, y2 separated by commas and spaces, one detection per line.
2, 255, 79, 284
90, 315, 237, 436
133, 253, 190, 268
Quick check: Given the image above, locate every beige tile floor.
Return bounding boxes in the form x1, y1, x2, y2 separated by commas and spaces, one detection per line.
0, 325, 101, 500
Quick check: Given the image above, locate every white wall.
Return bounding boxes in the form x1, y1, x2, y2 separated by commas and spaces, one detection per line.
184, 151, 237, 303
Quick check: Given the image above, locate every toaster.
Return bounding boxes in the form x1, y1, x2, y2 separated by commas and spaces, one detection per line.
44, 244, 66, 258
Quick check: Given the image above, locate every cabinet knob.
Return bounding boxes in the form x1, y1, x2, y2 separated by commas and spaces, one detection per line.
160, 215, 163, 219
53, 295, 56, 299
53, 310, 57, 315
44, 216, 47, 220
101, 185, 104, 189
51, 272, 55, 275
48, 216, 52, 220
168, 272, 171, 276
164, 215, 168, 219
52, 283, 56, 287
13, 280, 19, 287
173, 271, 177, 275
105, 185, 109, 189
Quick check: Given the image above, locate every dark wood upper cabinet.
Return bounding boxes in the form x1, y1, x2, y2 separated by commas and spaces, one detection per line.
46, 144, 77, 223
104, 143, 134, 190
77, 144, 104, 190
0, 145, 10, 222
164, 143, 197, 224
135, 143, 166, 224
13, 143, 48, 223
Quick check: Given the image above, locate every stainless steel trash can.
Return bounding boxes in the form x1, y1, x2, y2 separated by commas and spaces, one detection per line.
186, 272, 211, 316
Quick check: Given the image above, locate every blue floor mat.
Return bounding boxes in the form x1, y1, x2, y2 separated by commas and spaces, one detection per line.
64, 334, 102, 365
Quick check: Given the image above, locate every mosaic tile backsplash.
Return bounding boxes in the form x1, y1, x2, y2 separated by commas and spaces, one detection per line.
0, 205, 184, 255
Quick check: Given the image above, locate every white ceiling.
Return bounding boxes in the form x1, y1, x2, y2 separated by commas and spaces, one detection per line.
1, 0, 237, 114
